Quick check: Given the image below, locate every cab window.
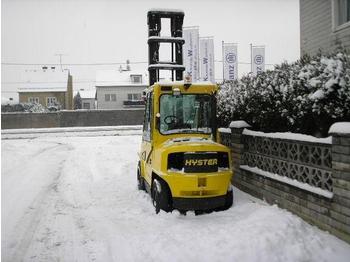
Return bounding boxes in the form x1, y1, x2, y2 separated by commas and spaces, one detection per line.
142, 92, 153, 141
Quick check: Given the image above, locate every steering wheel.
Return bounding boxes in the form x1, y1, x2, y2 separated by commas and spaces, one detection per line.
164, 115, 178, 125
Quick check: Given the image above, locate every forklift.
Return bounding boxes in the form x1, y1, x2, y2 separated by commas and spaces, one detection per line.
137, 9, 233, 213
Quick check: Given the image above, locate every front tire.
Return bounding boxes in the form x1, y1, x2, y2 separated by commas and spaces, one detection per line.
152, 179, 171, 214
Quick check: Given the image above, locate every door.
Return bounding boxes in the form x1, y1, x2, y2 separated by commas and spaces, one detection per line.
141, 91, 153, 185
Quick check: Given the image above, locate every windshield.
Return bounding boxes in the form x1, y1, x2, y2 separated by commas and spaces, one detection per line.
159, 94, 213, 135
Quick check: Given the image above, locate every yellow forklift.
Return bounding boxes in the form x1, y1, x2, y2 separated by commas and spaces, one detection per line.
137, 9, 233, 213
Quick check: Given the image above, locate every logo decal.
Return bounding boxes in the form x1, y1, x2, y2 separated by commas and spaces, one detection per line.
254, 55, 264, 65
185, 159, 218, 166
226, 53, 236, 63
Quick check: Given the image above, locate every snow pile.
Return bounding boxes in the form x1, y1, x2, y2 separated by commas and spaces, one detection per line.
2, 133, 350, 261
329, 122, 350, 134
229, 120, 251, 129
243, 129, 332, 144
217, 48, 350, 137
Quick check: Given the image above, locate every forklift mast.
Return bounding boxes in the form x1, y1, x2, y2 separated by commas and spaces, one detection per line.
147, 9, 185, 86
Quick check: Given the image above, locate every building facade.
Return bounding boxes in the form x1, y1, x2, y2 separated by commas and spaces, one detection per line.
96, 69, 147, 110
79, 90, 96, 110
300, 0, 350, 56
18, 68, 73, 110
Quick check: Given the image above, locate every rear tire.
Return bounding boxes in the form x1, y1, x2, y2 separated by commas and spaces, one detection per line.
152, 179, 171, 214
223, 189, 233, 210
137, 162, 145, 191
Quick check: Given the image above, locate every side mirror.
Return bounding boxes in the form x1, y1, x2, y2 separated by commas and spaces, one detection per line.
155, 113, 161, 130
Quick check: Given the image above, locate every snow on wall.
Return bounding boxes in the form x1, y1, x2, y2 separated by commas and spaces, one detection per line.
329, 122, 350, 134
240, 165, 334, 199
229, 120, 251, 129
242, 129, 332, 144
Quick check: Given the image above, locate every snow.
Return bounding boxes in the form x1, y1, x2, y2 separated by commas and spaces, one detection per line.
148, 36, 185, 42
18, 70, 69, 92
243, 129, 332, 144
329, 122, 350, 134
1, 96, 16, 105
240, 165, 333, 199
217, 50, 350, 136
309, 89, 325, 100
218, 127, 231, 133
163, 136, 216, 147
229, 120, 251, 129
2, 129, 350, 261
79, 90, 96, 99
96, 69, 148, 87
148, 8, 184, 13
1, 126, 142, 140
148, 64, 185, 69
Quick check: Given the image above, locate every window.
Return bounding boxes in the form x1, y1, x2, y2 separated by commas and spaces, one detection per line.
46, 97, 57, 107
159, 94, 213, 135
83, 102, 90, 109
333, 0, 350, 29
105, 94, 117, 102
131, 75, 142, 83
28, 97, 39, 103
127, 93, 142, 101
142, 92, 153, 141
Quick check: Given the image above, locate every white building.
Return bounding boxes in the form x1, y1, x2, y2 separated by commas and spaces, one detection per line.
79, 90, 96, 110
95, 69, 148, 110
300, 0, 350, 56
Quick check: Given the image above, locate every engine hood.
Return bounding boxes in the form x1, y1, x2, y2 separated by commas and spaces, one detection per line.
158, 136, 229, 153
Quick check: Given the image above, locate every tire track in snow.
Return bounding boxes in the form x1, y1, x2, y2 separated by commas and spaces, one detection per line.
4, 143, 72, 262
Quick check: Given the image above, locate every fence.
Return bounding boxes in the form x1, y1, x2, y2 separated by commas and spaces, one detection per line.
1, 109, 144, 129
220, 121, 350, 243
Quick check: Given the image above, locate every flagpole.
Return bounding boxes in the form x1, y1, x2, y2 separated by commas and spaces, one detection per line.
250, 43, 253, 73
222, 41, 224, 82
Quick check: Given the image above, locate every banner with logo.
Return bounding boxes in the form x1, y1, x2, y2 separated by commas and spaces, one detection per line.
183, 27, 199, 82
223, 43, 238, 81
199, 37, 215, 82
251, 46, 265, 76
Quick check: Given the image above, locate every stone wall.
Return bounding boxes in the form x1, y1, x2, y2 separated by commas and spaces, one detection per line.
220, 122, 350, 243
1, 109, 144, 129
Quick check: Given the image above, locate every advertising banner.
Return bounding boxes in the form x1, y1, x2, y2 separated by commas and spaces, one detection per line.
223, 43, 238, 81
183, 27, 199, 82
252, 46, 265, 76
199, 37, 215, 83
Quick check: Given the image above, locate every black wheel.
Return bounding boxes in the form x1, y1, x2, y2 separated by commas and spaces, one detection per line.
223, 189, 233, 210
152, 179, 171, 214
137, 162, 145, 191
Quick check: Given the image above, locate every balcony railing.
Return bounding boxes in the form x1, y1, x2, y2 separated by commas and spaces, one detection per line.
123, 100, 145, 107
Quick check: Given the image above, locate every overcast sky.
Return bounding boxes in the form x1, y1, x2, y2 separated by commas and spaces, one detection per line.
1, 0, 300, 100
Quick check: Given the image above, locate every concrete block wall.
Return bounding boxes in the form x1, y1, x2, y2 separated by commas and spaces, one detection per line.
1, 109, 144, 129
220, 122, 350, 243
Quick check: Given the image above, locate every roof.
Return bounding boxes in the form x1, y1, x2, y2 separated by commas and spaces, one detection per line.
79, 90, 96, 99
18, 69, 69, 93
96, 69, 148, 87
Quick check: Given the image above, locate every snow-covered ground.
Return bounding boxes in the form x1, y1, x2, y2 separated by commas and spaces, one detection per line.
2, 128, 350, 262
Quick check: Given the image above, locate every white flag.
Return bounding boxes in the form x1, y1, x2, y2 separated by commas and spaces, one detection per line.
252, 46, 265, 76
223, 43, 238, 81
199, 37, 215, 83
183, 28, 199, 82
